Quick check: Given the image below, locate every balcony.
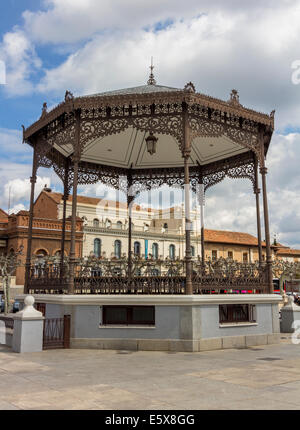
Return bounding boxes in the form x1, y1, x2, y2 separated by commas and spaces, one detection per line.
85, 220, 198, 237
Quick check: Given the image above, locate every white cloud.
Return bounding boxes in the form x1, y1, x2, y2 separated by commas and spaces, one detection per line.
28, 2, 300, 131
1, 0, 300, 129
3, 176, 51, 210
0, 128, 31, 162
22, 0, 292, 45
0, 29, 41, 96
8, 203, 25, 215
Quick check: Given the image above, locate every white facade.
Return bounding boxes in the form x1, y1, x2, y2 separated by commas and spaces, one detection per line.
58, 199, 201, 259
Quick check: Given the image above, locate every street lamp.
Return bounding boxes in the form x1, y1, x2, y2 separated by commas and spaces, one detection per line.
145, 132, 158, 155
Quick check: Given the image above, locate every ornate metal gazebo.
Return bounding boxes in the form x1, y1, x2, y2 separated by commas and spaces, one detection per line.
22, 67, 275, 295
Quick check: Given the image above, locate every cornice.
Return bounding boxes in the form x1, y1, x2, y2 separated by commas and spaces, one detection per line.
23, 88, 274, 140
16, 293, 282, 306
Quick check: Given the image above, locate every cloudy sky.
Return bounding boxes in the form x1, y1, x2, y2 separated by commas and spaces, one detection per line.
0, 0, 300, 247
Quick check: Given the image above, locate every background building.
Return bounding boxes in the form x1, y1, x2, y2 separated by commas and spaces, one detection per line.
0, 187, 299, 289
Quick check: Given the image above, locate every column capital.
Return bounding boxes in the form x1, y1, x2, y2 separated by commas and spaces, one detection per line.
182, 149, 191, 159
260, 166, 268, 175
71, 154, 80, 164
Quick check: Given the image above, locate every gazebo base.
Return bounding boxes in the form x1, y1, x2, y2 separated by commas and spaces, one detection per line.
16, 294, 282, 352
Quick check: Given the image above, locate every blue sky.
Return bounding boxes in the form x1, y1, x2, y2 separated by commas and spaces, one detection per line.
1, 0, 300, 248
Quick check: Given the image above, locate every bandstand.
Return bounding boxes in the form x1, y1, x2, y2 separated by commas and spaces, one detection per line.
20, 68, 281, 352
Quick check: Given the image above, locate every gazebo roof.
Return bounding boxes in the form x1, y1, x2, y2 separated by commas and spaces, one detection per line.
22, 71, 275, 179
84, 84, 183, 98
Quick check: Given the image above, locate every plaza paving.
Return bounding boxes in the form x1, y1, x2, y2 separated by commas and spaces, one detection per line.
0, 335, 300, 410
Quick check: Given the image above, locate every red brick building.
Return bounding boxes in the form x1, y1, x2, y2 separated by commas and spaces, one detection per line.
0, 190, 83, 285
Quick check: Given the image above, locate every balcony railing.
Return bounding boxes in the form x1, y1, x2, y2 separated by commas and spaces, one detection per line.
27, 256, 268, 295
85, 221, 198, 236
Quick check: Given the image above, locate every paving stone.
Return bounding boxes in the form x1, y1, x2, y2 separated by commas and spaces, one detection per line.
1, 340, 300, 409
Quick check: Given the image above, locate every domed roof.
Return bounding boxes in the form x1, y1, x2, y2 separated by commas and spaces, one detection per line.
84, 84, 183, 99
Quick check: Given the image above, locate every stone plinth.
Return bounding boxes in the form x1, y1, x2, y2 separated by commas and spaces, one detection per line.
280, 296, 300, 333
12, 295, 44, 353
16, 293, 281, 353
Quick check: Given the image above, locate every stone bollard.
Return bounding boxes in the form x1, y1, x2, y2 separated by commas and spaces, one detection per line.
280, 295, 300, 333
12, 295, 44, 353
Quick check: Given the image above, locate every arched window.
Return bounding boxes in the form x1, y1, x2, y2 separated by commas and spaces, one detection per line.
35, 249, 48, 257
94, 238, 101, 258
114, 240, 122, 259
134, 241, 141, 256
152, 243, 159, 259
163, 223, 168, 229
169, 244, 175, 260
191, 246, 195, 257
93, 218, 99, 227
116, 221, 122, 229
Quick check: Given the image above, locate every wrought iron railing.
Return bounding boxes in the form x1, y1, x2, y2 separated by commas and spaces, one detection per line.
28, 255, 268, 294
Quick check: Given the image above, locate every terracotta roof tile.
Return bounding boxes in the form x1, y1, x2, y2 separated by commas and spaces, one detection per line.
276, 248, 300, 256
204, 229, 266, 247
16, 210, 29, 216
42, 191, 153, 211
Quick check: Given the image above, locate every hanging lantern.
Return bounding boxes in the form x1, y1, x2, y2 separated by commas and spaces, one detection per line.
145, 132, 158, 155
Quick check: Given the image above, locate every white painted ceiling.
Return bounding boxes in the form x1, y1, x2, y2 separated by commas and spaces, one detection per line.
54, 126, 248, 168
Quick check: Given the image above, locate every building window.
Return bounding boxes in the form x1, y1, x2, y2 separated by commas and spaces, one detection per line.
105, 219, 112, 228
219, 304, 256, 324
243, 252, 248, 262
163, 223, 168, 229
212, 250, 217, 260
94, 238, 101, 258
114, 240, 122, 259
93, 218, 99, 227
191, 246, 195, 257
134, 241, 141, 256
35, 249, 48, 257
152, 243, 159, 259
169, 244, 175, 260
262, 254, 265, 261
228, 251, 233, 260
102, 306, 155, 325
116, 221, 122, 229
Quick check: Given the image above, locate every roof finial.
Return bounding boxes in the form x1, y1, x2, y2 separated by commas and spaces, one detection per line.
147, 57, 156, 85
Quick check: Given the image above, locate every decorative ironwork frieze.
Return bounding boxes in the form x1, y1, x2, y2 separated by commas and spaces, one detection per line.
27, 255, 268, 295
